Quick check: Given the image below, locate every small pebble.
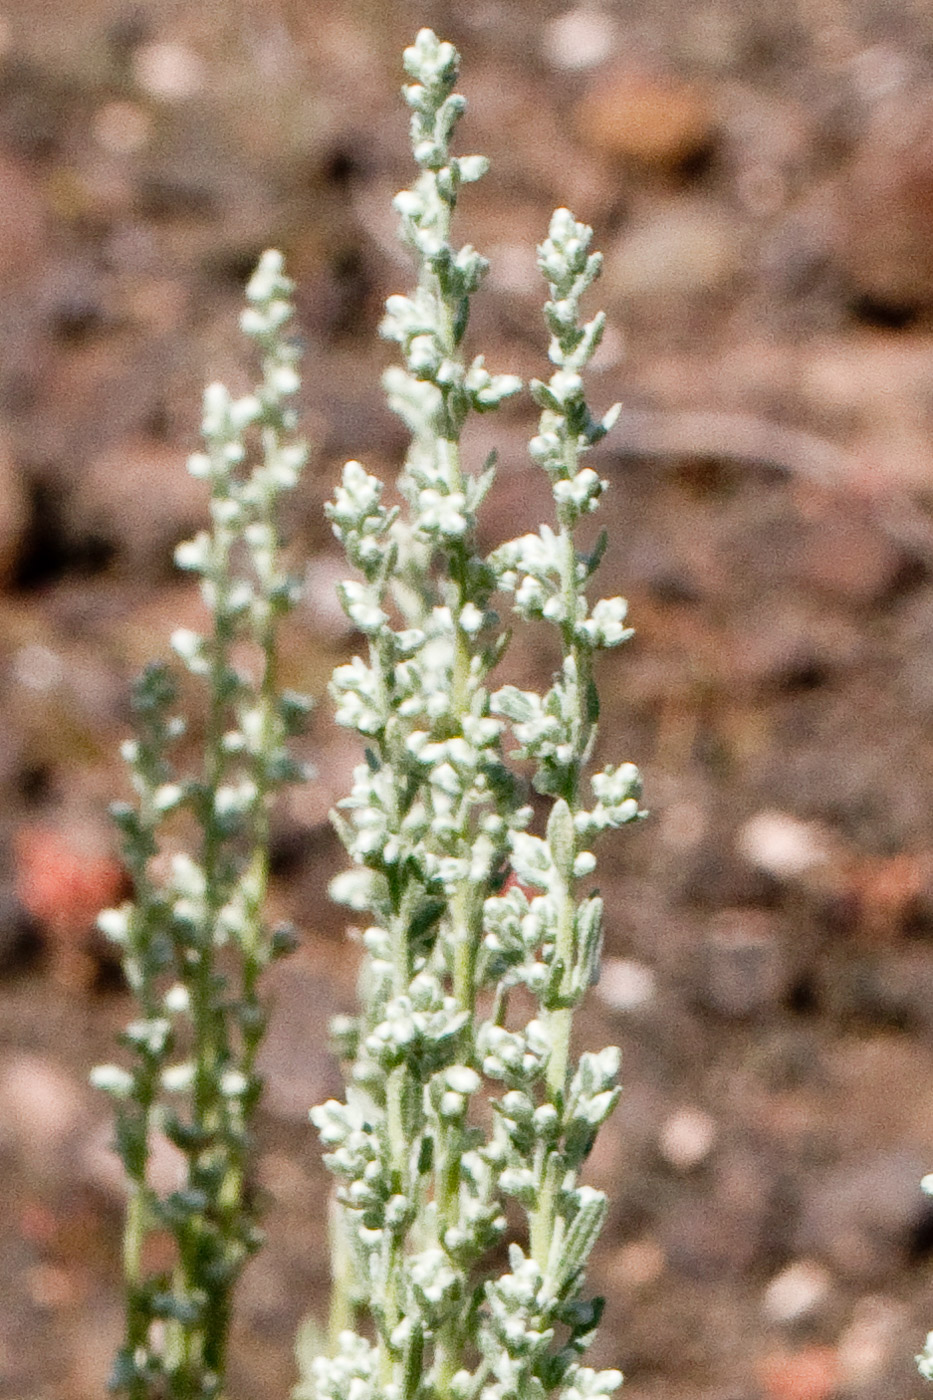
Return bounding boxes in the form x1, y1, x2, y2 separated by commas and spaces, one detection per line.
575, 68, 716, 169
604, 1237, 666, 1291
12, 644, 64, 693
132, 42, 205, 101
598, 957, 656, 1011
737, 810, 833, 881
658, 1107, 717, 1171
836, 1295, 905, 1384
606, 202, 740, 300
796, 1150, 930, 1283
542, 8, 615, 71
658, 798, 707, 852
0, 1055, 83, 1173
762, 1259, 832, 1325
487, 241, 539, 296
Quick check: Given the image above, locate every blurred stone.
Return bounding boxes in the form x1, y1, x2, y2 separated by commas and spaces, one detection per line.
757, 1346, 840, 1400
601, 1236, 666, 1293
824, 945, 933, 1030
65, 1302, 123, 1399
13, 822, 126, 989
697, 908, 790, 1019
796, 1150, 931, 1283
737, 811, 835, 882
834, 89, 933, 312
236, 1251, 291, 1334
605, 201, 741, 300
12, 643, 64, 693
0, 1054, 84, 1174
575, 68, 717, 169
732, 606, 861, 694
486, 241, 539, 296
542, 8, 616, 71
132, 42, 206, 101
661, 1150, 775, 1277
598, 956, 657, 1011
657, 797, 708, 853
792, 506, 908, 605
658, 1107, 717, 1171
836, 1295, 906, 1386
257, 1152, 312, 1210
762, 1259, 833, 1325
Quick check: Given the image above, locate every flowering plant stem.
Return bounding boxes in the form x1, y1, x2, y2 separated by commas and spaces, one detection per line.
95, 253, 310, 1400
308, 30, 642, 1400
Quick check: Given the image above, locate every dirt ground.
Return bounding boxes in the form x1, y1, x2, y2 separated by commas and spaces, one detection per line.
2, 2, 933, 1398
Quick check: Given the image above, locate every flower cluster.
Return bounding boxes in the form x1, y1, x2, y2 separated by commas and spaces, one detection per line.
93, 252, 310, 1399
306, 31, 642, 1400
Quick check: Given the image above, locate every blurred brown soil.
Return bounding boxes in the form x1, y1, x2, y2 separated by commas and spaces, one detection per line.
2, 3, 933, 1398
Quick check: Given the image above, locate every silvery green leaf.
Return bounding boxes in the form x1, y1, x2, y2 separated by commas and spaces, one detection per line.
533, 1103, 560, 1139
530, 379, 562, 412
510, 832, 554, 890
220, 1069, 249, 1098
187, 450, 212, 479
572, 850, 596, 878
498, 1167, 537, 1205
547, 799, 576, 884
163, 983, 190, 1013
123, 1017, 172, 1055
551, 1186, 607, 1291
577, 597, 633, 650
574, 896, 604, 989
549, 369, 584, 407
553, 468, 604, 514
491, 686, 540, 725
246, 248, 290, 302
201, 381, 232, 436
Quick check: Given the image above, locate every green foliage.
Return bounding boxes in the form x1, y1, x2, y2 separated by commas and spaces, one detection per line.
94, 252, 310, 1399
98, 29, 646, 1400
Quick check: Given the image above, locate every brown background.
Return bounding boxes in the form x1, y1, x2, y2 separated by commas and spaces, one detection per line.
1, 2, 933, 1398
